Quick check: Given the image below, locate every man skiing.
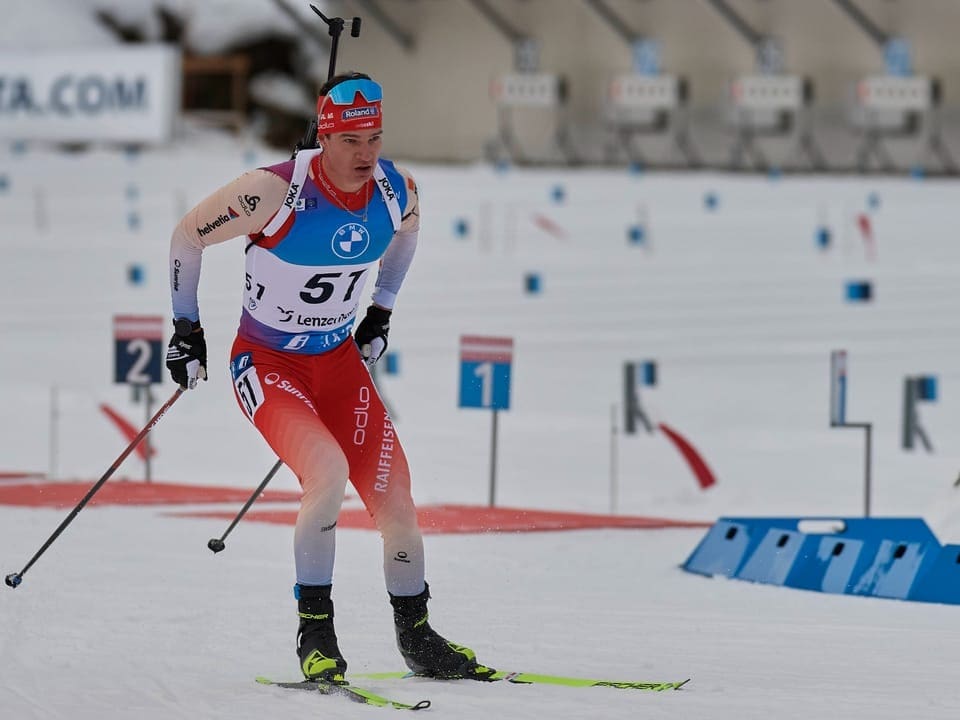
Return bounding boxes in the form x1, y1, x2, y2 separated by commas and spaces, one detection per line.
165, 71, 493, 683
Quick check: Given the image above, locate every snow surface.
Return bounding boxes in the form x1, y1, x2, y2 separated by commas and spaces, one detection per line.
2, 125, 960, 718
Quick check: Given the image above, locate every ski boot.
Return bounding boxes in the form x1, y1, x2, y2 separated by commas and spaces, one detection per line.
389, 583, 495, 680
295, 584, 347, 683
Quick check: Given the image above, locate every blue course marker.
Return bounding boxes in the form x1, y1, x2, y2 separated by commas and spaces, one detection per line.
384, 352, 400, 376
917, 376, 938, 402
815, 226, 831, 249
127, 263, 146, 286
845, 280, 873, 302
640, 360, 657, 386
524, 272, 542, 294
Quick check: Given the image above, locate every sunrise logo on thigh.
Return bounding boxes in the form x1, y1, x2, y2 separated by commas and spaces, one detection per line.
264, 373, 316, 412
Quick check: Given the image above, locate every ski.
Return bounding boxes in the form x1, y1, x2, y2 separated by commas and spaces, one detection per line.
255, 676, 431, 710
353, 670, 689, 692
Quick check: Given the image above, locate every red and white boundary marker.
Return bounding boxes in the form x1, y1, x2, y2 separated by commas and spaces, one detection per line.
112, 314, 164, 340
459, 335, 514, 364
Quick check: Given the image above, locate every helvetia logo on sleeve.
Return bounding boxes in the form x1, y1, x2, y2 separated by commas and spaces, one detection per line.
331, 223, 371, 259
197, 211, 233, 236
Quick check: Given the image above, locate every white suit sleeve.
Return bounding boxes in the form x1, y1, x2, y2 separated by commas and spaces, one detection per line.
371, 228, 418, 310
170, 227, 204, 321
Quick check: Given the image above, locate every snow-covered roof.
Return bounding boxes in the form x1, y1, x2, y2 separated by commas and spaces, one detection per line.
1, 0, 330, 54
0, 0, 121, 50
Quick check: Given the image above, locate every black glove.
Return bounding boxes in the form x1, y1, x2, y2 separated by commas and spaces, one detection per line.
166, 318, 208, 389
354, 305, 391, 368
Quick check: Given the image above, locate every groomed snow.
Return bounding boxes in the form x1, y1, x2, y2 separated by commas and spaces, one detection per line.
2, 126, 960, 718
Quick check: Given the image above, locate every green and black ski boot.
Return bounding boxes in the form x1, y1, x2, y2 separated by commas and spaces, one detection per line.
389, 583, 495, 680
296, 583, 347, 683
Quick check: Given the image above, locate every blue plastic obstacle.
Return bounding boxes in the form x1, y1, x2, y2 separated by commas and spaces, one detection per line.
550, 184, 566, 204
0, 174, 9, 192
683, 517, 960, 605
845, 280, 872, 302
704, 191, 719, 211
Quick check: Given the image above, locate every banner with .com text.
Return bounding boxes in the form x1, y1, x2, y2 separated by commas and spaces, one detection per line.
0, 45, 181, 144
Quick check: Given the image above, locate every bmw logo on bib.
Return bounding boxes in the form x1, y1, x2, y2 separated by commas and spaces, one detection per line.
332, 223, 371, 259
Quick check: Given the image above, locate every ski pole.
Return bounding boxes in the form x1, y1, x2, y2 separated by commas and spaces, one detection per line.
4, 387, 185, 589
207, 458, 284, 553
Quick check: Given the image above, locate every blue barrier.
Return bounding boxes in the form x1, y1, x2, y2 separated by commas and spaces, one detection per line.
851, 537, 938, 600
787, 534, 870, 595
738, 527, 807, 585
682, 518, 766, 577
682, 517, 957, 605
909, 544, 960, 604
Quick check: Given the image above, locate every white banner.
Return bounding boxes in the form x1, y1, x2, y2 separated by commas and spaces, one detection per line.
0, 46, 181, 143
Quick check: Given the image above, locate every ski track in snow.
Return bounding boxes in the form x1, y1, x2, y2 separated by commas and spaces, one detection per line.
3, 132, 960, 718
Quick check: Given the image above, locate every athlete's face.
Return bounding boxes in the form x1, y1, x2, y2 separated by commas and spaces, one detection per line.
318, 128, 383, 191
